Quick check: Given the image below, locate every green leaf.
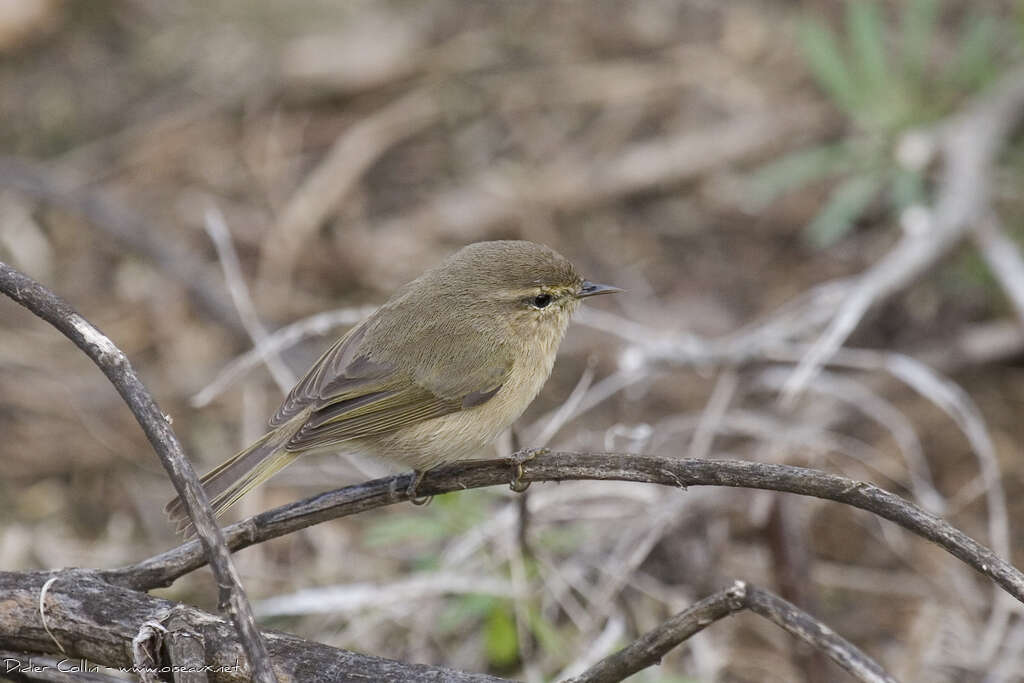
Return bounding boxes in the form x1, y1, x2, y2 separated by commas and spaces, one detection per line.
951, 13, 998, 88
847, 1, 890, 97
1017, 0, 1024, 49
484, 604, 519, 668
798, 19, 861, 115
888, 168, 925, 210
805, 174, 882, 247
437, 595, 496, 635
901, 0, 939, 80
747, 143, 854, 206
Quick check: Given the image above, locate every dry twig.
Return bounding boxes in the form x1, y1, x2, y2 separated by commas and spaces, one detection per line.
203, 205, 295, 393
0, 156, 248, 340
0, 262, 277, 683
190, 304, 376, 408
972, 211, 1024, 325
103, 451, 1024, 610
565, 581, 897, 683
782, 64, 1024, 400
257, 89, 442, 300
371, 104, 831, 242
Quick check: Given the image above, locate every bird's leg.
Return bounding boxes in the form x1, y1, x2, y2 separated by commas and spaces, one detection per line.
406, 469, 432, 506
508, 447, 547, 493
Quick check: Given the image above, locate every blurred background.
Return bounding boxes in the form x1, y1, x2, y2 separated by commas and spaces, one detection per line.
3, 1, 1024, 681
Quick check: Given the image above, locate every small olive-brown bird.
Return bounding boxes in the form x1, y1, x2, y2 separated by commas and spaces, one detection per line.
166, 240, 619, 526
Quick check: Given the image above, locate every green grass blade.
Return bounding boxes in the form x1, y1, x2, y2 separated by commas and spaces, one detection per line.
951, 13, 998, 89
798, 18, 861, 115
484, 604, 519, 668
1017, 0, 1024, 50
747, 143, 853, 206
888, 168, 925, 210
805, 173, 882, 247
847, 1, 890, 97
901, 0, 939, 80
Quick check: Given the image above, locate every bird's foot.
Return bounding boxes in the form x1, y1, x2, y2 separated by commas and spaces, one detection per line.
406, 469, 433, 506
508, 448, 547, 493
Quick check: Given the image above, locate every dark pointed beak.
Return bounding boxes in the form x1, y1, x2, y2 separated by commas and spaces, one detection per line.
577, 280, 623, 298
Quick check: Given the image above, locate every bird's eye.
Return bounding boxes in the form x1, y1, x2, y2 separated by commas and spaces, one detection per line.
531, 293, 553, 309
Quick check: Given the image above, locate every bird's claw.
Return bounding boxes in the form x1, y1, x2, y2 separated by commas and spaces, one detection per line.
508, 448, 547, 493
406, 469, 433, 506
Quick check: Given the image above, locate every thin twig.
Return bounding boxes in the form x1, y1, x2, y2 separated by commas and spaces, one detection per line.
782, 64, 1024, 401
253, 574, 517, 618
573, 279, 849, 368
555, 615, 626, 681
203, 205, 295, 393
0, 156, 248, 340
744, 585, 897, 683
0, 262, 277, 683
370, 104, 831, 243
972, 211, 1024, 326
564, 581, 897, 683
687, 368, 739, 460
190, 304, 375, 408
102, 451, 1024, 610
528, 357, 597, 446
754, 367, 942, 513
765, 496, 829, 681
258, 88, 442, 299
593, 308, 1009, 582
774, 347, 1009, 562
38, 576, 66, 655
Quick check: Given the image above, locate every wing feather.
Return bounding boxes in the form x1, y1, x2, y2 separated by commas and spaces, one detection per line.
267, 313, 513, 452
269, 323, 391, 427
286, 387, 460, 451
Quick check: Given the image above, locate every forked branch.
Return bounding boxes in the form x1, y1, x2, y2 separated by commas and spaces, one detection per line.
566, 581, 896, 683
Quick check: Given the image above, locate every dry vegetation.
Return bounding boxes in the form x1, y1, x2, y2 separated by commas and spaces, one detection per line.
4, 0, 1024, 681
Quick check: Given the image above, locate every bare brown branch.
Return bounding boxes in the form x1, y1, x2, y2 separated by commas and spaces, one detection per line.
565, 581, 897, 683
0, 570, 505, 683
0, 262, 276, 683
103, 451, 1024, 610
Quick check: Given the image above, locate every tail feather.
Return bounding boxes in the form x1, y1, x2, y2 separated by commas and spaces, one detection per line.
165, 426, 301, 533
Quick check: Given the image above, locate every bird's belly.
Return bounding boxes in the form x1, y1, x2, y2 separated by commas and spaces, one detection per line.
375, 349, 555, 470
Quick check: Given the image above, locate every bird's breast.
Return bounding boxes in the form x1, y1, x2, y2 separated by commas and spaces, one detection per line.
375, 336, 560, 470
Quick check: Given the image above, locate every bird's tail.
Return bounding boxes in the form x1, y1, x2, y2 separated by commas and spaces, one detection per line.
165, 425, 301, 535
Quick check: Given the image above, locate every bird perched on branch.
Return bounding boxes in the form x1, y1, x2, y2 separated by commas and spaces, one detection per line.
166, 240, 620, 531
